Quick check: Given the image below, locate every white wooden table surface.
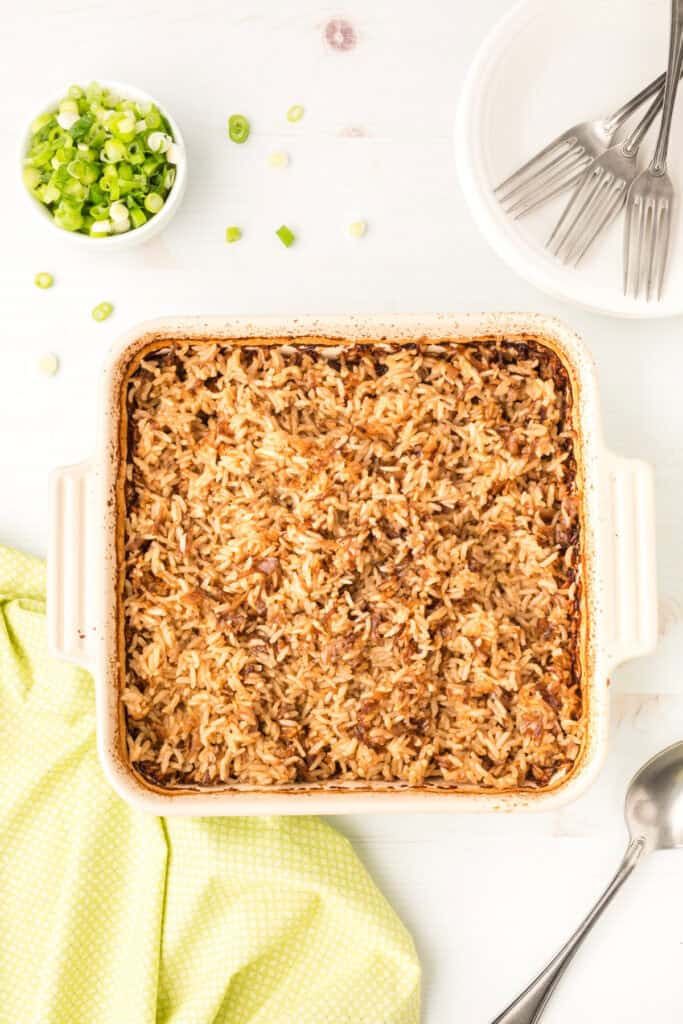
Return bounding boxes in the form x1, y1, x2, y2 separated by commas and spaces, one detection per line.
2, 1, 683, 1020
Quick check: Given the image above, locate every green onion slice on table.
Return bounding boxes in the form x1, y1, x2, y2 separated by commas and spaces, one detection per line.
92, 301, 113, 322
276, 225, 295, 247
228, 114, 250, 144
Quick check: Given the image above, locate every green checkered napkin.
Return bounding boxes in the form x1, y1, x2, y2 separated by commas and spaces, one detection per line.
0, 545, 420, 1024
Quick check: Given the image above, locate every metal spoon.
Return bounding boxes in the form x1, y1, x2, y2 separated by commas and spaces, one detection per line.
491, 741, 683, 1024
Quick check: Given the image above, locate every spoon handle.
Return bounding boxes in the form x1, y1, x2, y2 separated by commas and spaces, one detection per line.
490, 838, 646, 1024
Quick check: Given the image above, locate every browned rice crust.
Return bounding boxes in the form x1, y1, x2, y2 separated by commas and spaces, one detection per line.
121, 338, 583, 790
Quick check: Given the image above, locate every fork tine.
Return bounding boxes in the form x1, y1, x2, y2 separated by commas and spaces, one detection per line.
650, 200, 671, 301
646, 200, 659, 302
570, 181, 627, 266
505, 153, 591, 217
547, 167, 605, 257
634, 196, 655, 299
495, 136, 575, 197
546, 168, 594, 251
562, 174, 614, 264
625, 194, 644, 298
623, 196, 634, 296
500, 145, 584, 210
640, 199, 656, 300
498, 143, 582, 204
508, 166, 589, 219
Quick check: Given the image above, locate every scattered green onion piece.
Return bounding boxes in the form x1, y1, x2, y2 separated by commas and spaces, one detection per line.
144, 192, 164, 213
228, 114, 250, 144
267, 150, 289, 168
287, 105, 305, 123
276, 224, 295, 247
34, 272, 54, 289
38, 353, 59, 377
348, 220, 367, 238
68, 85, 83, 100
92, 301, 113, 322
225, 226, 242, 243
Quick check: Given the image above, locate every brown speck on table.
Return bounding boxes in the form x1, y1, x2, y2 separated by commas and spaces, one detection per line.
324, 17, 357, 51
340, 124, 366, 138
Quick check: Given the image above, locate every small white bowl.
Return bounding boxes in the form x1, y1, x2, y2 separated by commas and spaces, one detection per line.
20, 80, 187, 250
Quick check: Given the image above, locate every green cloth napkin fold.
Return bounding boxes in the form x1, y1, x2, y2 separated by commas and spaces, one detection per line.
0, 546, 420, 1024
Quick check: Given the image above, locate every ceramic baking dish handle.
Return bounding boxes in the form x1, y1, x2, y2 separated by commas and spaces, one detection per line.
602, 453, 658, 671
48, 461, 99, 670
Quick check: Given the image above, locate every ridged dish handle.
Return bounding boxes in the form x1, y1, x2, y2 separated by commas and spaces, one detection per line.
602, 453, 658, 672
48, 461, 99, 670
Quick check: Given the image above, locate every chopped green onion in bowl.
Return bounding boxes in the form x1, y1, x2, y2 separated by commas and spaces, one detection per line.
22, 81, 183, 240
287, 105, 305, 123
34, 272, 54, 289
225, 226, 242, 243
228, 114, 250, 144
92, 301, 114, 322
276, 225, 296, 247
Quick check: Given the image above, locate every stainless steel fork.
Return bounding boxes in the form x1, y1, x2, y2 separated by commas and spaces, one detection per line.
624, 0, 683, 300
495, 73, 667, 218
545, 90, 664, 265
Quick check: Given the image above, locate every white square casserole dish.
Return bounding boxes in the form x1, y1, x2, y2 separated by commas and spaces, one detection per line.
48, 313, 657, 815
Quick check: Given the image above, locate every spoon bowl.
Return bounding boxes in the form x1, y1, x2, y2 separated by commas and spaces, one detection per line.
625, 740, 683, 851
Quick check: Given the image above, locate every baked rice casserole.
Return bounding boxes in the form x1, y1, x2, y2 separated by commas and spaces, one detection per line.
120, 337, 583, 791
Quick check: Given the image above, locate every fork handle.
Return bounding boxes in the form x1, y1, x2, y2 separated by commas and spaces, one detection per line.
622, 91, 665, 156
652, 0, 683, 172
605, 73, 666, 133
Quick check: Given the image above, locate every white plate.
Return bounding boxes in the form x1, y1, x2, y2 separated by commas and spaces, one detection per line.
455, 0, 683, 318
